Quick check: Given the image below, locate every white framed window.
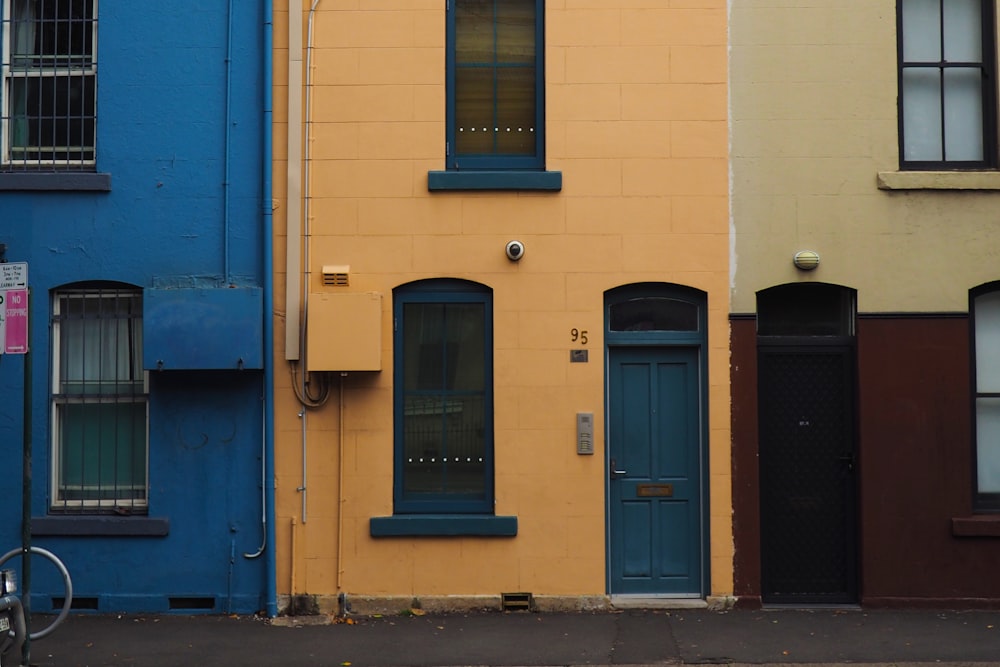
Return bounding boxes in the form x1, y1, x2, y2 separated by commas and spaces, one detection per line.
51, 284, 147, 513
972, 284, 1000, 511
1, 0, 97, 168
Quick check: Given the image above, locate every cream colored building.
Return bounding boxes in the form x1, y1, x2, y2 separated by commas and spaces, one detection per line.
731, 0, 1000, 606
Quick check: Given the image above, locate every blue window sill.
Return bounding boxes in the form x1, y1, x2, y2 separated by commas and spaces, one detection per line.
428, 170, 561, 191
0, 172, 111, 191
370, 514, 517, 537
32, 516, 169, 537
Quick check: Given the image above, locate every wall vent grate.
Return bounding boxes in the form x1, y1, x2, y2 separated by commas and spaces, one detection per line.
322, 265, 350, 287
501, 591, 533, 611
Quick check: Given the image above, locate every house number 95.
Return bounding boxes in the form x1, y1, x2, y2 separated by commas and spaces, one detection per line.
571, 329, 588, 345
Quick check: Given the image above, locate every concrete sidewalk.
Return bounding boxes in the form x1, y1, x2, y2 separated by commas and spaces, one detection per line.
16, 607, 1000, 667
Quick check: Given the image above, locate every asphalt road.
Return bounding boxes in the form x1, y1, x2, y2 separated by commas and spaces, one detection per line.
16, 607, 1000, 667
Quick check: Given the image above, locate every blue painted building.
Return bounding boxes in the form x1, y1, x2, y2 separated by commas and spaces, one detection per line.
0, 1, 271, 614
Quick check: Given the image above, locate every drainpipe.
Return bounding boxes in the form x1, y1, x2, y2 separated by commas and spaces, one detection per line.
223, 0, 234, 284
254, 0, 279, 618
285, 0, 303, 362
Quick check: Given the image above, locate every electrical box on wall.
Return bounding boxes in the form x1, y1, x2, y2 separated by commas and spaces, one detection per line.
306, 292, 382, 372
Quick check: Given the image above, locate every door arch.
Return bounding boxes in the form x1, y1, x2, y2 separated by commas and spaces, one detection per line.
604, 283, 709, 597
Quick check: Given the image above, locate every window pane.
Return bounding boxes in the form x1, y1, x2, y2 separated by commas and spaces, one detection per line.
14, 0, 95, 66
975, 291, 1000, 392
455, 67, 495, 154
977, 397, 1000, 493
9, 74, 96, 161
496, 66, 535, 155
452, 0, 539, 163
496, 0, 534, 64
58, 402, 146, 501
902, 68, 943, 161
610, 297, 699, 332
943, 0, 982, 62
943, 68, 983, 161
403, 394, 485, 497
902, 0, 942, 62
455, 0, 493, 64
60, 291, 142, 394
756, 284, 855, 336
445, 304, 485, 391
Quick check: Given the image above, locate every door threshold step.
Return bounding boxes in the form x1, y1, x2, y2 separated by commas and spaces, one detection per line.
611, 596, 707, 610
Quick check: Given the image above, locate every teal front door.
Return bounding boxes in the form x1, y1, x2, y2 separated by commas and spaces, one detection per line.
608, 346, 702, 595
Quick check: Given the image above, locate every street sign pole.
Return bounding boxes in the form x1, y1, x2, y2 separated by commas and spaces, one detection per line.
20, 287, 30, 667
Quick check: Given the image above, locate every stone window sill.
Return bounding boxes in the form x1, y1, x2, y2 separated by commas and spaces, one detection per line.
877, 171, 1000, 191
0, 172, 111, 191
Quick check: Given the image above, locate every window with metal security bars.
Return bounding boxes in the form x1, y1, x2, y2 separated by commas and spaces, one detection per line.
1, 0, 97, 168
897, 0, 997, 169
393, 280, 494, 514
51, 285, 147, 514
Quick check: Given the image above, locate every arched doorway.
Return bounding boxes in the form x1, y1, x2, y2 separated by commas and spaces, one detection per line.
605, 284, 708, 597
757, 283, 858, 604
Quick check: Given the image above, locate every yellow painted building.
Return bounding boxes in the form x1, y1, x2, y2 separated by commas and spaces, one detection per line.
272, 0, 731, 613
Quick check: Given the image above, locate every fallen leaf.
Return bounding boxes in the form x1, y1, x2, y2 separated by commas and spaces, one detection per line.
411, 608, 426, 616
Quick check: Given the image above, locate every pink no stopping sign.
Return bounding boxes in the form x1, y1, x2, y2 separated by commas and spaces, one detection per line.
3, 289, 27, 354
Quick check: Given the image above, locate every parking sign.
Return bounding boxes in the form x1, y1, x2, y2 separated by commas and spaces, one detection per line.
0, 263, 28, 355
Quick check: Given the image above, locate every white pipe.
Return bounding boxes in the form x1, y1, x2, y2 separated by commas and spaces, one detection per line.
285, 0, 303, 361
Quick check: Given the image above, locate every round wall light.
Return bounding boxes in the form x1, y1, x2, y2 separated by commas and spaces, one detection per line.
793, 250, 820, 271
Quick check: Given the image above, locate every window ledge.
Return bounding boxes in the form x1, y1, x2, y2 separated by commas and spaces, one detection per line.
877, 170, 1000, 191
32, 515, 169, 537
952, 515, 1000, 538
428, 170, 561, 191
0, 172, 111, 191
370, 514, 517, 537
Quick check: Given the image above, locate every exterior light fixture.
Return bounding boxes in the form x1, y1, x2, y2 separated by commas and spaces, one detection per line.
793, 250, 820, 271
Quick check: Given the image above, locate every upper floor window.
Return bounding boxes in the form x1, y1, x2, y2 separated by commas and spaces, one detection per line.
1, 0, 97, 169
393, 280, 493, 514
897, 0, 997, 169
447, 0, 544, 171
51, 284, 147, 514
972, 284, 1000, 511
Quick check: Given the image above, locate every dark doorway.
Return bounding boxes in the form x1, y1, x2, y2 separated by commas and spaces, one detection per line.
757, 284, 858, 604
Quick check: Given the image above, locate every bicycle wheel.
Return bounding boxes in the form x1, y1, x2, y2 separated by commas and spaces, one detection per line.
0, 547, 73, 640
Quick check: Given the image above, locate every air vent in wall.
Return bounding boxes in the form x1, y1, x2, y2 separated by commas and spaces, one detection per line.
322, 265, 350, 287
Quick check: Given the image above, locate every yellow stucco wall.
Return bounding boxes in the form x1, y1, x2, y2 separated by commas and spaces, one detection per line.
731, 1, 1000, 314
273, 0, 731, 604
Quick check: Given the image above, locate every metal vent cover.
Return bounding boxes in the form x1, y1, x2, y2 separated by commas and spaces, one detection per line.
322, 265, 350, 286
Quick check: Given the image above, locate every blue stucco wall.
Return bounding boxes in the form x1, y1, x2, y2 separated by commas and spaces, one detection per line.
0, 2, 266, 613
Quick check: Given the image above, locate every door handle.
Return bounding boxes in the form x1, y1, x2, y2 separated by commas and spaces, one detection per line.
610, 458, 627, 479
837, 454, 855, 472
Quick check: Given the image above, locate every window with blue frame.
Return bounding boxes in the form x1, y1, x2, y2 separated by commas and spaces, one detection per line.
428, 0, 559, 190
449, 0, 541, 170
393, 280, 493, 514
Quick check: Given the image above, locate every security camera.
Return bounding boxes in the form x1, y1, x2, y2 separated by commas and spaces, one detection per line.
505, 240, 525, 262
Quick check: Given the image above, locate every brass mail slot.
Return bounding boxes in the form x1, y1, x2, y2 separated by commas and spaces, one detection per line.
637, 483, 674, 497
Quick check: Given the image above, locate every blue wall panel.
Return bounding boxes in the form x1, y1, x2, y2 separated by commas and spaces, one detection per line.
0, 0, 267, 613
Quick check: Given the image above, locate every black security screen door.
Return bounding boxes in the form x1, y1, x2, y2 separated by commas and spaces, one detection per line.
758, 342, 858, 604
